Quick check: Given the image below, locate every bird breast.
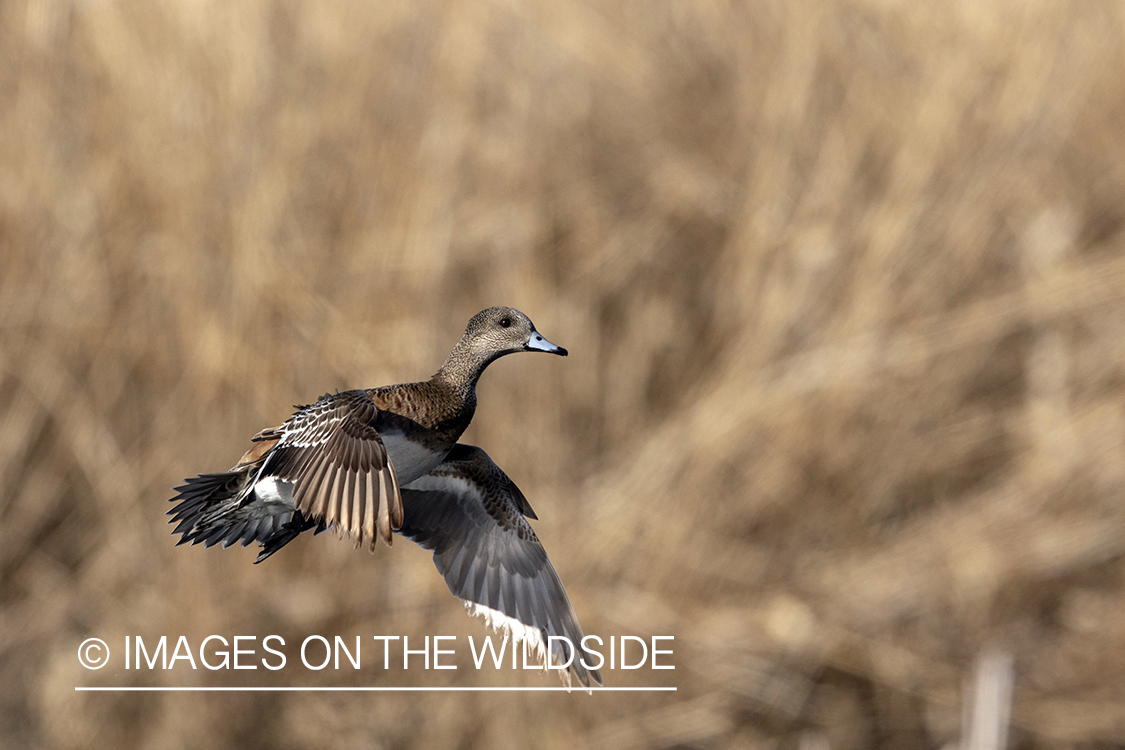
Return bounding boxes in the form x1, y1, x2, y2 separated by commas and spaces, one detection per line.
379, 430, 448, 486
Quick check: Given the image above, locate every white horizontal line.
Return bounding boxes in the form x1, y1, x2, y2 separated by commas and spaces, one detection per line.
75, 686, 675, 692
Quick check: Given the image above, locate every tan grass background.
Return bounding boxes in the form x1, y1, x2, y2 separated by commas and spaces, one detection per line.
3, 0, 1125, 747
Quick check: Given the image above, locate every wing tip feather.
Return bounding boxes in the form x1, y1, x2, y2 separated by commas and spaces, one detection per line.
461, 600, 594, 691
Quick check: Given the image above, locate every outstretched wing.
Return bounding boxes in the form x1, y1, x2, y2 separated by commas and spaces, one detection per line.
259, 390, 403, 548
398, 444, 602, 688
167, 469, 296, 549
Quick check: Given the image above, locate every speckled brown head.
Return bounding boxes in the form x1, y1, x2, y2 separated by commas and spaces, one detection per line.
433, 307, 567, 396
462, 306, 567, 360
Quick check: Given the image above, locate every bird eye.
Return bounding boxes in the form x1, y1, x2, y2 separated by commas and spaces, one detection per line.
500, 318, 512, 328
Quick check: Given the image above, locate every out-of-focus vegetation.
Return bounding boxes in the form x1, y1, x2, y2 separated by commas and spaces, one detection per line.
3, 0, 1125, 747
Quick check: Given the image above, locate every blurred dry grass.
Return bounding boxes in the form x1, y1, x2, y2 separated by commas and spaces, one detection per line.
3, 0, 1125, 747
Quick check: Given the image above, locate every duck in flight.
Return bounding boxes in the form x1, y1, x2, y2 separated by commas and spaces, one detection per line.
167, 307, 601, 688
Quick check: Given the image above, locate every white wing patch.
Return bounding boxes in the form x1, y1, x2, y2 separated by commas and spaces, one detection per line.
283, 414, 344, 447
462, 600, 578, 692
254, 477, 296, 508
402, 472, 476, 495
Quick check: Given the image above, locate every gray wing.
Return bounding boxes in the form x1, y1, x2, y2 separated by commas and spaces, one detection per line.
398, 444, 602, 688
168, 469, 296, 549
